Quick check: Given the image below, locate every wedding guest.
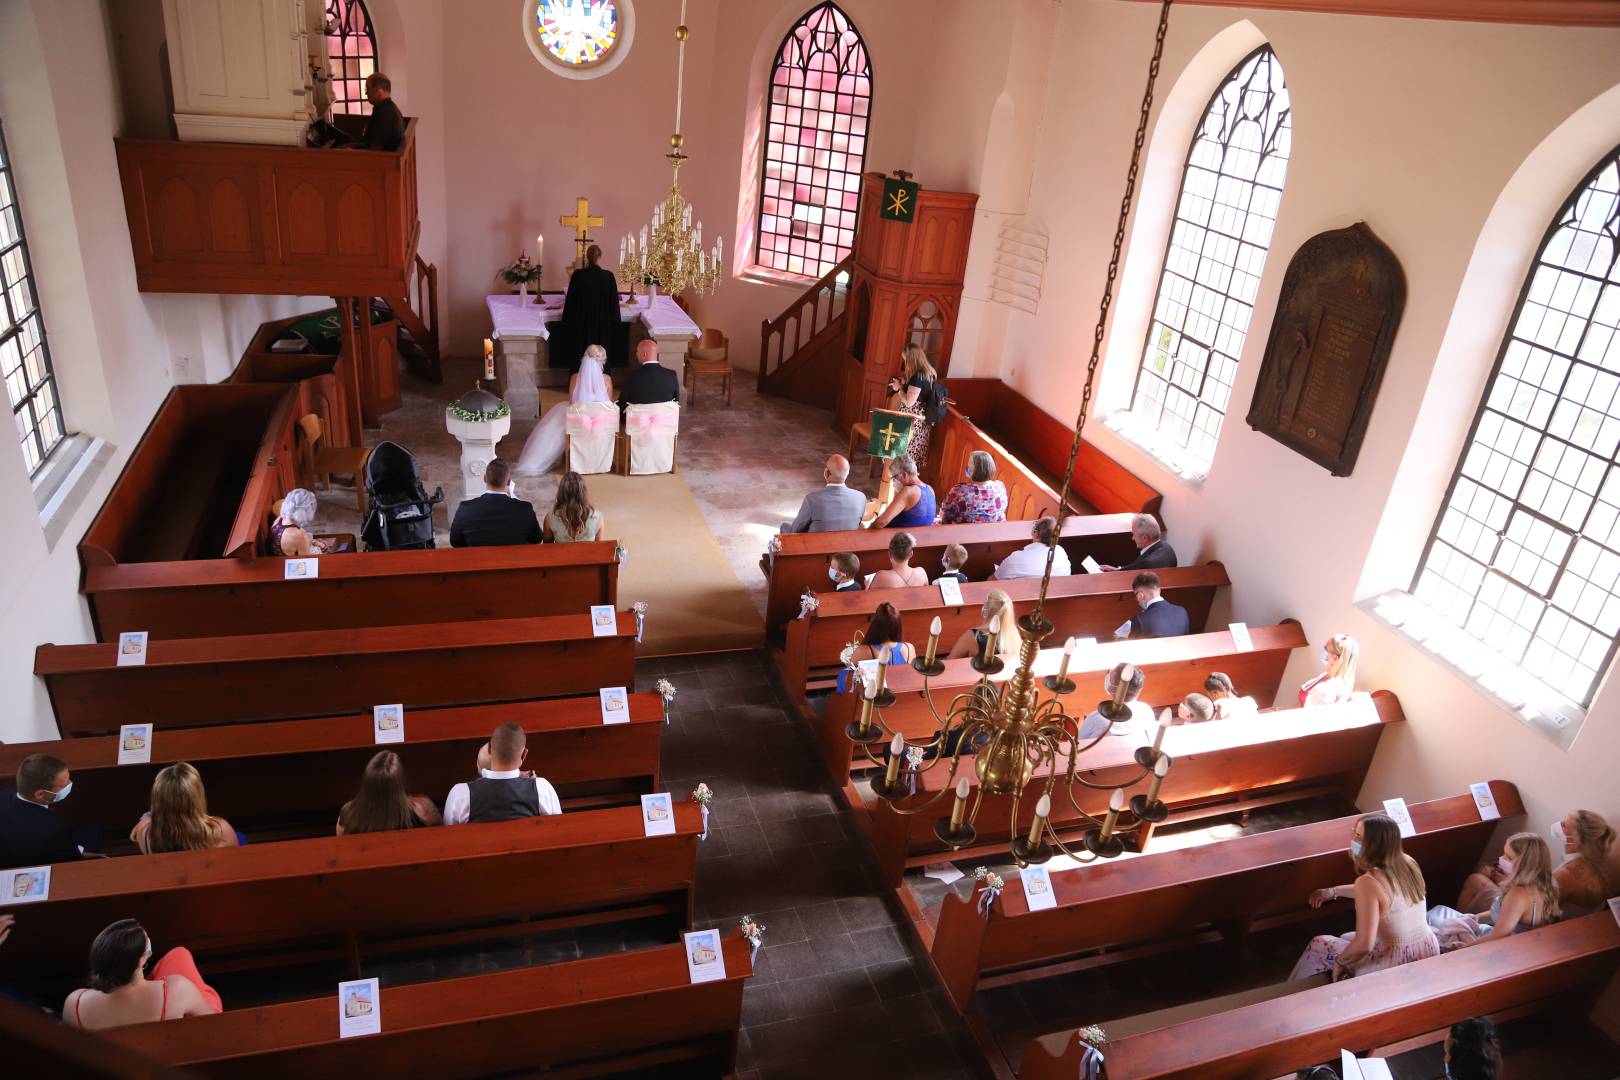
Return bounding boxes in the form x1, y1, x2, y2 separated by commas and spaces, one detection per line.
1, 753, 98, 869
63, 919, 221, 1029
1098, 515, 1177, 572
450, 459, 542, 547
1301, 633, 1359, 706
869, 456, 936, 528
885, 345, 941, 471
1291, 813, 1439, 981
783, 455, 867, 533
1076, 663, 1155, 742
828, 552, 864, 592
1445, 1018, 1502, 1080
994, 517, 1070, 580
270, 488, 331, 556
947, 590, 1018, 659
869, 531, 928, 589
939, 451, 1008, 525
1429, 832, 1560, 950
1457, 809, 1615, 914
934, 543, 969, 585
1118, 571, 1190, 639
444, 722, 561, 823
131, 763, 241, 854
1176, 693, 1214, 724
337, 751, 443, 835
836, 603, 916, 693
544, 470, 604, 542
1203, 672, 1259, 720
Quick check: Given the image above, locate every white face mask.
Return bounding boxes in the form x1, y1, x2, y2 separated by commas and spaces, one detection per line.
1552, 820, 1577, 862
828, 568, 842, 583
1321, 649, 1334, 666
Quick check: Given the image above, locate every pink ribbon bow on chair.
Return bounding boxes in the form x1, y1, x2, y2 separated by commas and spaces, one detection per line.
627, 412, 676, 433
570, 413, 615, 431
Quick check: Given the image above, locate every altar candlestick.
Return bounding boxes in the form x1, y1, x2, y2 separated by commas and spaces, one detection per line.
884, 734, 904, 790
1146, 753, 1170, 803
1099, 787, 1126, 840
1027, 794, 1050, 846
1056, 637, 1077, 684
535, 235, 543, 264
949, 777, 971, 830
483, 338, 495, 380
924, 616, 942, 666
1152, 709, 1172, 754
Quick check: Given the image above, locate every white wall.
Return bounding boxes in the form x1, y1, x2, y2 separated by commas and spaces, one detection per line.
998, 1, 1620, 831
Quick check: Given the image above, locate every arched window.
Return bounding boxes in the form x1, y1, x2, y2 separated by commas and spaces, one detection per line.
1124, 46, 1291, 476
1411, 146, 1620, 712
0, 121, 66, 476
325, 0, 379, 117
756, 2, 871, 279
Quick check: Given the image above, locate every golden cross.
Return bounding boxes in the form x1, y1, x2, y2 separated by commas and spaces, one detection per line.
886, 186, 912, 217
877, 420, 904, 453
559, 196, 605, 261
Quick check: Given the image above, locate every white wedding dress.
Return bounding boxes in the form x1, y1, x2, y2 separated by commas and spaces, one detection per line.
513, 353, 612, 475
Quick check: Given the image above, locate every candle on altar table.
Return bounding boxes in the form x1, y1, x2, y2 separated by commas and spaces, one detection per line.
535, 235, 543, 264
483, 338, 495, 380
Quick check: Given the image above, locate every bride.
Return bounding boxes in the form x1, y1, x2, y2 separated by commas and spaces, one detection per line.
513, 344, 615, 476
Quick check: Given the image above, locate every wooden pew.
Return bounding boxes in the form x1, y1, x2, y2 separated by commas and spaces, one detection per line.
763, 513, 1142, 639
865, 690, 1398, 889
101, 933, 753, 1078
1, 997, 189, 1078
0, 693, 665, 842
780, 562, 1229, 708
35, 612, 638, 737
819, 620, 1307, 788
1019, 912, 1620, 1080
932, 780, 1520, 1016
83, 542, 621, 642
0, 804, 704, 982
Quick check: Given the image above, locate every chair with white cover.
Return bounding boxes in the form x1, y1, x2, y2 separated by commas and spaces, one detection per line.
624, 401, 680, 475
563, 402, 619, 475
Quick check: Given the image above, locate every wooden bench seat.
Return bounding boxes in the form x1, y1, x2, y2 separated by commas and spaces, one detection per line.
762, 514, 1142, 639
0, 693, 665, 843
865, 690, 1399, 888
780, 562, 1229, 711
100, 932, 753, 1078
1019, 911, 1620, 1080
35, 611, 638, 737
0, 803, 704, 983
83, 541, 621, 642
932, 780, 1520, 1016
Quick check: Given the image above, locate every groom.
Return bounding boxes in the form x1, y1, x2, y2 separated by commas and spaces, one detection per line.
617, 339, 679, 413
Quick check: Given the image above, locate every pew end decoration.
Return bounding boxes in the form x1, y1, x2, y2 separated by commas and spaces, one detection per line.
842, 0, 1178, 869
973, 867, 1005, 918
655, 678, 677, 724
632, 600, 648, 642
1077, 1026, 1108, 1080
738, 915, 765, 962
690, 782, 713, 839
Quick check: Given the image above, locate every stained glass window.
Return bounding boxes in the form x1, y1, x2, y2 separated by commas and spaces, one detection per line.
756, 2, 872, 279
325, 0, 378, 117
1125, 46, 1291, 475
0, 121, 66, 476
1411, 146, 1620, 709
536, 0, 620, 67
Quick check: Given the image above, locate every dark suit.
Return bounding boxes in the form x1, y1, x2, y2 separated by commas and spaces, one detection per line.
362, 97, 405, 151
1123, 539, 1177, 571
618, 360, 679, 411
1128, 598, 1191, 640
0, 791, 89, 869
450, 492, 541, 548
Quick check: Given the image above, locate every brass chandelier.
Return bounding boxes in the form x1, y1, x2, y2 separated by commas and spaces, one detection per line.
617, 0, 722, 299
845, 0, 1176, 867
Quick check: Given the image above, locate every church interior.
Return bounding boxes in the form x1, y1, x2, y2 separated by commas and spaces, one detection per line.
3, 0, 1620, 1076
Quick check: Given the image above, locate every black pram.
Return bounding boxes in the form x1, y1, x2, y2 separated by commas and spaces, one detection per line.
360, 441, 443, 551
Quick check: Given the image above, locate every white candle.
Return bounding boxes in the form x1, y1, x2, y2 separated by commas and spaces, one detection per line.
1027, 793, 1050, 845
1099, 786, 1126, 840
884, 733, 905, 789
948, 776, 970, 831
1056, 636, 1077, 684
1146, 752, 1170, 802
619, 236, 626, 263
924, 615, 943, 665
640, 225, 649, 251
694, 223, 702, 249
536, 235, 543, 262
1152, 709, 1172, 752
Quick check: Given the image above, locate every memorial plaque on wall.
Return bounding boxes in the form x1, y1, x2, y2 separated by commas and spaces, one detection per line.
1246, 222, 1405, 476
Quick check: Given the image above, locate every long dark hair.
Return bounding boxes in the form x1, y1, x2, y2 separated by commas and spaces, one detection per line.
865, 602, 904, 647
88, 919, 148, 992
338, 751, 417, 835
554, 471, 594, 538
1447, 1017, 1500, 1080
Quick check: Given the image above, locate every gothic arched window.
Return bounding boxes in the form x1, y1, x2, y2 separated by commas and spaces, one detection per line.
1411, 146, 1620, 713
0, 121, 66, 476
756, 2, 872, 279
325, 0, 379, 117
1123, 46, 1292, 477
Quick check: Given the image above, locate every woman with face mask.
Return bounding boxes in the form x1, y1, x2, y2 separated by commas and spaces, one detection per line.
1299, 633, 1358, 707
1428, 831, 1560, 950
1290, 813, 1439, 981
1552, 810, 1615, 912
63, 918, 221, 1029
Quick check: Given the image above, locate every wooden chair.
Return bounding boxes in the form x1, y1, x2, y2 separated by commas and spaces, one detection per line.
623, 401, 680, 475
684, 328, 732, 406
563, 402, 618, 475
296, 413, 368, 514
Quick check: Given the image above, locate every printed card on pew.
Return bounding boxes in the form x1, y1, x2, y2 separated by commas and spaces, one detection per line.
117, 724, 152, 765
1, 865, 50, 907
338, 977, 381, 1038
1021, 864, 1057, 911
1382, 797, 1416, 838
372, 704, 404, 744
1228, 622, 1254, 652
1080, 555, 1102, 574
1470, 782, 1500, 820
284, 558, 319, 580
599, 686, 630, 725
116, 631, 148, 667
589, 604, 617, 637
937, 576, 964, 608
684, 928, 727, 984
1339, 1049, 1394, 1080
1608, 897, 1620, 929
641, 793, 676, 836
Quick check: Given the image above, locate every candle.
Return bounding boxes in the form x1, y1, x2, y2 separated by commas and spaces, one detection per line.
857, 679, 876, 734
1027, 793, 1050, 846
483, 338, 495, 380
874, 659, 887, 696
1146, 753, 1170, 803
884, 733, 904, 789
981, 629, 998, 663
948, 777, 970, 830
619, 236, 627, 263
1056, 636, 1077, 683
1111, 664, 1135, 707
683, 205, 692, 228
1152, 709, 1172, 753
535, 235, 543, 263
1099, 787, 1125, 840
641, 225, 649, 250
924, 616, 942, 666
715, 235, 723, 264
694, 223, 702, 249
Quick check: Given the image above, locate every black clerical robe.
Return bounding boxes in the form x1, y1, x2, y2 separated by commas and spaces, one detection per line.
557, 264, 621, 372
362, 98, 404, 152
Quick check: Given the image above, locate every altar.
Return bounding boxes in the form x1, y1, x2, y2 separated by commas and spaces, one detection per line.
485, 293, 700, 418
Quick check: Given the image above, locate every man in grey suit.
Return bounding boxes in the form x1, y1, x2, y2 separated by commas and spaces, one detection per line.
783, 455, 867, 533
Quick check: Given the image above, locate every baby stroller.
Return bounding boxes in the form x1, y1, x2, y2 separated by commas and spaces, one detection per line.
360, 441, 444, 551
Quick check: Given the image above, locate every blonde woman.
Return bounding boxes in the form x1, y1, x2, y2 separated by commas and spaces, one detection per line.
1554, 810, 1617, 910
1300, 633, 1358, 706
1290, 813, 1439, 980
1430, 832, 1560, 950
130, 763, 241, 854
885, 345, 940, 471
947, 590, 1018, 659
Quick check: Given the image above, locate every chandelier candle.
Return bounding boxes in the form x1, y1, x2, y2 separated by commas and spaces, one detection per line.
1100, 788, 1126, 842
924, 617, 943, 667
884, 734, 905, 789
949, 778, 971, 831
1027, 794, 1051, 847
1147, 753, 1169, 803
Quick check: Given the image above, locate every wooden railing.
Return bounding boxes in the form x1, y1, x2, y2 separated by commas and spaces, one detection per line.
757, 254, 853, 390
394, 252, 441, 380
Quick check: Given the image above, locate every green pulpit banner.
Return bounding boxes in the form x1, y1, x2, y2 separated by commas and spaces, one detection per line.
867, 409, 914, 459
880, 176, 920, 223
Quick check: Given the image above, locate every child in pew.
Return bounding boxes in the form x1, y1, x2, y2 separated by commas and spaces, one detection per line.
1291, 813, 1439, 981
1203, 671, 1259, 720
63, 919, 221, 1029
946, 590, 1018, 659
1428, 832, 1561, 950
932, 543, 969, 586
130, 763, 243, 854
337, 751, 443, 834
827, 552, 865, 594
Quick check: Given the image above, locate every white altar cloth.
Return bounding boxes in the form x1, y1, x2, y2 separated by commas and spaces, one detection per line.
485, 293, 700, 342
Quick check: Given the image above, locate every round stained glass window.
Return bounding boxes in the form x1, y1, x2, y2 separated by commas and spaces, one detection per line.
524, 0, 634, 79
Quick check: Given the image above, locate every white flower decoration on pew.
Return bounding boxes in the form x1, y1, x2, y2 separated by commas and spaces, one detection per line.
768, 534, 783, 554
973, 866, 1005, 919
631, 600, 648, 642
615, 543, 628, 563
1076, 1026, 1108, 1080
799, 590, 821, 619
690, 783, 713, 840
738, 915, 766, 962
654, 679, 676, 725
